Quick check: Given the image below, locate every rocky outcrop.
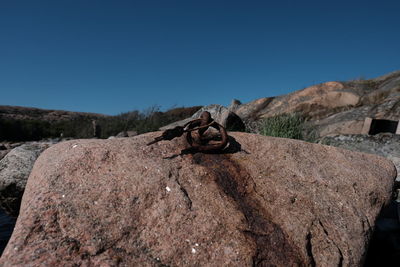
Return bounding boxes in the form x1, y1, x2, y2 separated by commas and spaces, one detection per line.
258, 81, 361, 120
0, 132, 396, 266
160, 104, 245, 132
235, 97, 275, 121
233, 70, 400, 137
0, 142, 53, 216
232, 81, 362, 123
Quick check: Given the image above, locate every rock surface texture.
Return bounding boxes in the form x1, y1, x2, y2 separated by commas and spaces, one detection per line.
0, 132, 396, 266
0, 142, 52, 216
320, 133, 400, 182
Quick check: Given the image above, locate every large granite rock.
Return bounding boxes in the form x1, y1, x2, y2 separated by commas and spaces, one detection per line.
0, 132, 396, 266
160, 104, 245, 132
0, 142, 52, 216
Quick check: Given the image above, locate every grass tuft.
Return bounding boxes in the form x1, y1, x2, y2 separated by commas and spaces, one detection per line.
258, 113, 316, 142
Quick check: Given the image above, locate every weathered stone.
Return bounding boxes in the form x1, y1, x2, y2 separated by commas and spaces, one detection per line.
0, 142, 52, 216
116, 131, 138, 138
161, 104, 245, 132
126, 131, 138, 137
116, 131, 126, 137
235, 97, 274, 120
319, 133, 400, 182
0, 132, 395, 266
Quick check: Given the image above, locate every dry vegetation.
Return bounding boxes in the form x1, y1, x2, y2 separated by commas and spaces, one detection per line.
0, 106, 201, 141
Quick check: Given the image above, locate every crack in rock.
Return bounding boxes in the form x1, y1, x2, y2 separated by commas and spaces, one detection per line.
318, 220, 344, 267
192, 153, 303, 266
306, 231, 316, 267
307, 219, 344, 267
174, 177, 192, 210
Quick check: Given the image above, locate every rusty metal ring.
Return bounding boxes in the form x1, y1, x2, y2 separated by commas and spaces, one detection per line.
186, 123, 228, 152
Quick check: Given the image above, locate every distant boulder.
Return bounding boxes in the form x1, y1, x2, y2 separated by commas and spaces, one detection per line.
161, 104, 245, 132
116, 130, 138, 138
0, 142, 52, 216
116, 131, 126, 138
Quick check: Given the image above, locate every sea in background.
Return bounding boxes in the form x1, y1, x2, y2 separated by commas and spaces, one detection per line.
0, 208, 16, 256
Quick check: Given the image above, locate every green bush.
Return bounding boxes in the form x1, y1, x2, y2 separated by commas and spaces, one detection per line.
259, 113, 316, 141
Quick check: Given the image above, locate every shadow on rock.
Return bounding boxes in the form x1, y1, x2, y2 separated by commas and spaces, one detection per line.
190, 151, 304, 266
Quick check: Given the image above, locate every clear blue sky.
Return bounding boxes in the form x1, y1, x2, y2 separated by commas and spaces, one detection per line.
0, 0, 399, 115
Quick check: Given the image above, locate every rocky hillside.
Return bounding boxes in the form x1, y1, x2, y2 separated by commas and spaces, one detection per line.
232, 70, 400, 137
0, 132, 396, 266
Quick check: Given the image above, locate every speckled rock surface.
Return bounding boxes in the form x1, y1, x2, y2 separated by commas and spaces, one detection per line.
0, 132, 396, 266
320, 133, 400, 183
